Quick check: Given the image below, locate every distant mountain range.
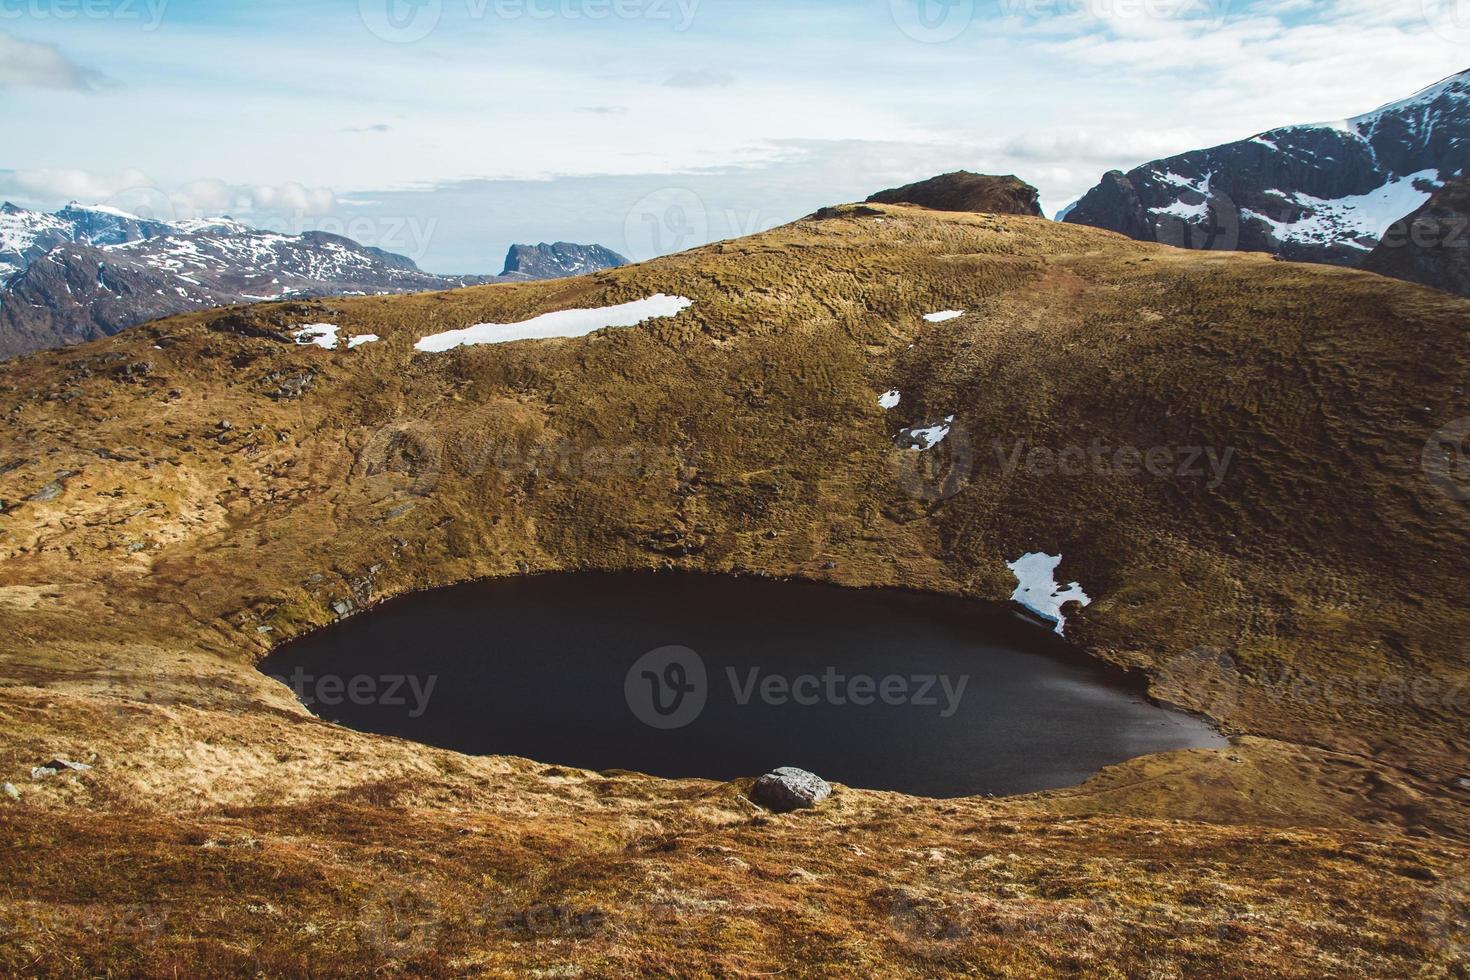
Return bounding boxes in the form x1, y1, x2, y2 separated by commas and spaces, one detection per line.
0, 203, 627, 360
1063, 69, 1469, 279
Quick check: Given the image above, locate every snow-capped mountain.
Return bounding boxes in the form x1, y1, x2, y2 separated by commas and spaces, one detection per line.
0, 202, 174, 283
1063, 69, 1470, 266
499, 242, 629, 280
0, 203, 628, 360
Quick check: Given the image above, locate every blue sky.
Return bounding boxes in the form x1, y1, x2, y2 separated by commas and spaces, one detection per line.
2, 0, 1468, 271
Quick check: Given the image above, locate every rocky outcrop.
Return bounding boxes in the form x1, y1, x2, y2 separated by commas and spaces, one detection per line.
1064, 69, 1470, 266
1362, 177, 1470, 297
867, 172, 1044, 217
500, 242, 628, 280
751, 767, 832, 812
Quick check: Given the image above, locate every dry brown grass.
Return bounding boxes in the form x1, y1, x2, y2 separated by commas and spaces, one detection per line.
0, 205, 1467, 975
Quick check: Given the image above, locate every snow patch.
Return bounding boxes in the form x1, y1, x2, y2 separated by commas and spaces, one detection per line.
1007, 552, 1092, 636
923, 310, 964, 323
879, 390, 901, 410
1247, 170, 1439, 247
292, 324, 340, 350
347, 334, 380, 349
415, 294, 693, 353
899, 416, 954, 451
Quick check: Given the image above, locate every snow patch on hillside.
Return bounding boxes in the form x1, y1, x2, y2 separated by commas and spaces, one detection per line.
1008, 552, 1092, 636
414, 294, 694, 352
1244, 170, 1440, 247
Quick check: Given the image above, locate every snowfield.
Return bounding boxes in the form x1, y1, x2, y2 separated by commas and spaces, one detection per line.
1008, 552, 1092, 636
414, 294, 694, 352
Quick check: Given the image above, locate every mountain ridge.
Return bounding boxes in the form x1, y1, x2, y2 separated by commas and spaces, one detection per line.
0, 202, 627, 360
1063, 68, 1470, 265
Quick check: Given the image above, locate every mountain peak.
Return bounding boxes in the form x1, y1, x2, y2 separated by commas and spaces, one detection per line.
499, 241, 630, 280
866, 172, 1044, 216
1063, 69, 1470, 268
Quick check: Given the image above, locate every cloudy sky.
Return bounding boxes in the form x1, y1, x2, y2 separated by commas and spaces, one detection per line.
2, 0, 1467, 271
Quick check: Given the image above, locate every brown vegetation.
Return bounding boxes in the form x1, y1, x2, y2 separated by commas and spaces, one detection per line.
0, 205, 1467, 976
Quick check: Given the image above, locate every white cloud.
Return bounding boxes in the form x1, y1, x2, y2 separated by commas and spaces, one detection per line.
0, 169, 338, 223
0, 31, 107, 91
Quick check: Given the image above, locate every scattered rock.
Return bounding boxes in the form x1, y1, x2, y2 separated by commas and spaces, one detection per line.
27, 480, 64, 503
1453, 776, 1470, 791
257, 367, 318, 401
3, 782, 19, 801
31, 758, 92, 780
751, 767, 832, 813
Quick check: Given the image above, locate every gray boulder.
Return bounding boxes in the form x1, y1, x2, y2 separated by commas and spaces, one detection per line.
31, 758, 92, 780
751, 767, 832, 813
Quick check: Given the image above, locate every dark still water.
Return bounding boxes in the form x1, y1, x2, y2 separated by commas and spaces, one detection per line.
259, 572, 1224, 797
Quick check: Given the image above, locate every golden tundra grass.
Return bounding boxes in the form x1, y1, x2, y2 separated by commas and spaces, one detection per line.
0, 205, 1466, 976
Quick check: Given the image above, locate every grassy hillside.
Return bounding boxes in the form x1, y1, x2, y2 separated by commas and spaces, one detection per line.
0, 204, 1467, 975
